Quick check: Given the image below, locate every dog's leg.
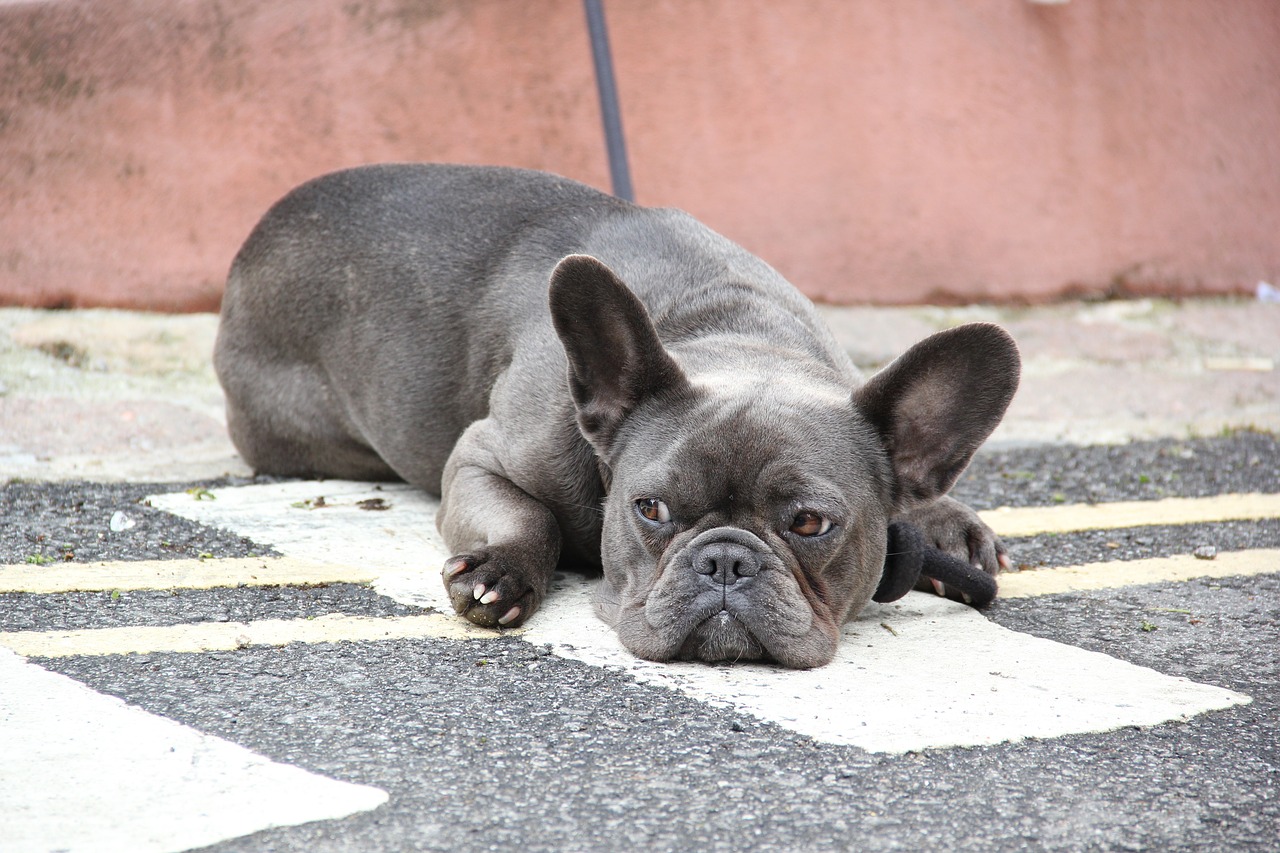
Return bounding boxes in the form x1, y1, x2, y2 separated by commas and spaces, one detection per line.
895, 495, 1011, 601
217, 353, 399, 481
436, 418, 561, 629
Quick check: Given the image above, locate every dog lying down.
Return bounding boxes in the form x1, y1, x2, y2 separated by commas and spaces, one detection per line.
214, 164, 1020, 669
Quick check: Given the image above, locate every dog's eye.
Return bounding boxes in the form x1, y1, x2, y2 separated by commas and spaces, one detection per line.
635, 498, 671, 524
789, 511, 832, 537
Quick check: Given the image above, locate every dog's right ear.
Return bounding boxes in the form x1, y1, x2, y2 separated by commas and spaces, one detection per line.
549, 255, 689, 455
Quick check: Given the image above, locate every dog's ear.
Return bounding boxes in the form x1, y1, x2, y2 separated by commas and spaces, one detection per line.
854, 323, 1020, 512
549, 255, 689, 454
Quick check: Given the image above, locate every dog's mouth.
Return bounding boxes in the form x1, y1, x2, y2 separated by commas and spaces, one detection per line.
676, 608, 768, 663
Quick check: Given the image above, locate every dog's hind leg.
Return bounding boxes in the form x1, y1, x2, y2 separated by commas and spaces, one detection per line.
219, 355, 398, 482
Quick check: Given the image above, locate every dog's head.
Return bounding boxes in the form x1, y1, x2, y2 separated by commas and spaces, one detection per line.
549, 255, 1019, 668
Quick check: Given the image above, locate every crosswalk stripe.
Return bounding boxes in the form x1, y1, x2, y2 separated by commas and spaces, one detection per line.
978, 492, 1280, 537
0, 556, 377, 595
997, 547, 1280, 598
0, 612, 496, 659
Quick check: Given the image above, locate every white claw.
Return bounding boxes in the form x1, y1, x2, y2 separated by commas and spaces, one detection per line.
445, 561, 468, 578
473, 583, 486, 600
498, 606, 521, 626
479, 589, 500, 605
930, 578, 946, 597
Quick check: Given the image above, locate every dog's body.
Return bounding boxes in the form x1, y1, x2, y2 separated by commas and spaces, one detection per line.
215, 164, 1019, 668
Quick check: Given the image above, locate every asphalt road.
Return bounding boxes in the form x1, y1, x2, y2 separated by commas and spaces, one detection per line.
2, 432, 1278, 852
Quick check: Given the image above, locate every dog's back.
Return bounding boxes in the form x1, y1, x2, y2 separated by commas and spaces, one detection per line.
216, 165, 616, 482
215, 164, 852, 490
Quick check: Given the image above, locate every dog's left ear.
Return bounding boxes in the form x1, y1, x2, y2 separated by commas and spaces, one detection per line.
549, 255, 690, 455
854, 323, 1020, 512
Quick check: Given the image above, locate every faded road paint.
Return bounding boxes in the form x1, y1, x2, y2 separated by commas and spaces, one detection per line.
0, 649, 387, 853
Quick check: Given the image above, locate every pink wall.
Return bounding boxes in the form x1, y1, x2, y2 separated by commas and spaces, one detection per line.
2, 0, 1278, 310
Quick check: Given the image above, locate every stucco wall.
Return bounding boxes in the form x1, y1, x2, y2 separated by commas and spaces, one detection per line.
2, 0, 1278, 310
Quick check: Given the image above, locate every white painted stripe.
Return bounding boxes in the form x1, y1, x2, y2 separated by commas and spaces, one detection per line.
148, 481, 445, 572
0, 648, 387, 853
979, 492, 1280, 538
0, 556, 377, 594
0, 612, 494, 658
523, 575, 1250, 753
149, 481, 451, 610
997, 548, 1280, 599
149, 481, 1255, 754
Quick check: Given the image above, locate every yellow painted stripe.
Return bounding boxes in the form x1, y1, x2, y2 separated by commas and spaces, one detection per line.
0, 612, 504, 658
998, 547, 1280, 599
979, 492, 1280, 538
5, 550, 1277, 656
0, 557, 377, 594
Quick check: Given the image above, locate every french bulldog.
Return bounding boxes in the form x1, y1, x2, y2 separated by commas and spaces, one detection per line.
214, 164, 1020, 669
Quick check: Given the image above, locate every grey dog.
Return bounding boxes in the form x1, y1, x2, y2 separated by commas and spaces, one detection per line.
214, 164, 1020, 668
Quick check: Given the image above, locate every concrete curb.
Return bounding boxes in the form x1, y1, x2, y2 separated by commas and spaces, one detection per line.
2, 299, 1277, 483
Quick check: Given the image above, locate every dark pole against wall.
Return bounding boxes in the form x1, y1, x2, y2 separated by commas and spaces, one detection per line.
583, 0, 634, 203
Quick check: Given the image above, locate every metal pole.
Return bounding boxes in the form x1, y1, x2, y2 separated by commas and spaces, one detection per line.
583, 0, 634, 203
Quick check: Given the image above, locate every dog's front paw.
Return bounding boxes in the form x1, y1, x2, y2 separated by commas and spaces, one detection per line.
896, 495, 1010, 601
442, 548, 550, 629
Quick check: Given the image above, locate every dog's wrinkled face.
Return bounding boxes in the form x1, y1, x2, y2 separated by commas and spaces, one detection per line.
548, 254, 1020, 669
593, 381, 893, 669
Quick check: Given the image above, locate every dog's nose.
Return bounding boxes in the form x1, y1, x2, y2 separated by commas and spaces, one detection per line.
693, 542, 762, 586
